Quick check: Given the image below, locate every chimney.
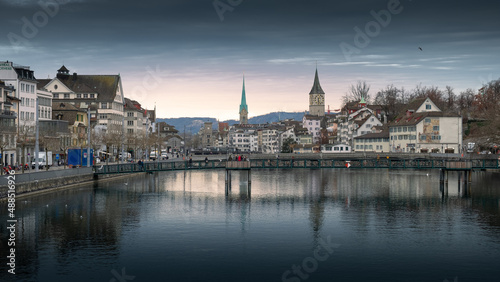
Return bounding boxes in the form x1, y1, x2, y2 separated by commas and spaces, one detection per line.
406, 110, 414, 118
73, 72, 77, 80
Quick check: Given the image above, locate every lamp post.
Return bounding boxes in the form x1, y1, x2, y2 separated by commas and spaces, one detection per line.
87, 106, 91, 167
35, 97, 39, 172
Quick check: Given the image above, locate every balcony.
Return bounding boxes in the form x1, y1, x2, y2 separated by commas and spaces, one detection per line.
0, 110, 17, 118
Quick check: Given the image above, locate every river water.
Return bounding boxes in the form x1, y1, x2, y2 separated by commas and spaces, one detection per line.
1, 169, 500, 282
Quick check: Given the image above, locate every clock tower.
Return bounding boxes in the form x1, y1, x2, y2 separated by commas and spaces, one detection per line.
309, 68, 325, 116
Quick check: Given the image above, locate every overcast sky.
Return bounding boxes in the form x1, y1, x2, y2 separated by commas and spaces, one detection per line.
1, 0, 499, 120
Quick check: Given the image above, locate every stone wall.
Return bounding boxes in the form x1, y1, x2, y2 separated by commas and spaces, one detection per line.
0, 167, 94, 199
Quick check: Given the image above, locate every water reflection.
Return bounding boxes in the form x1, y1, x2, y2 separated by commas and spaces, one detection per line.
1, 169, 499, 281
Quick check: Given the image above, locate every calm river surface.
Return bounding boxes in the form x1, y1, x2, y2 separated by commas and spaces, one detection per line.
1, 169, 500, 282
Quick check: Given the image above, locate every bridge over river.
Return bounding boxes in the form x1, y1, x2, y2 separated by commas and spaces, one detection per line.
94, 156, 500, 175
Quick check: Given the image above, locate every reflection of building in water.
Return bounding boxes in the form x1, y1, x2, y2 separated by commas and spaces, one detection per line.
307, 170, 326, 238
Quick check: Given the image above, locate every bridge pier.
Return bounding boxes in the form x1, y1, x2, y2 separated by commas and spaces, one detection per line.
225, 161, 251, 196
225, 170, 232, 194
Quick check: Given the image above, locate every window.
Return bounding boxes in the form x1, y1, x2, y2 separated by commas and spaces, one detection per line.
425, 118, 430, 123
127, 121, 134, 126
64, 93, 70, 98
31, 98, 34, 107
420, 135, 426, 141
90, 94, 95, 98
21, 83, 25, 92
21, 111, 24, 120
77, 94, 82, 98
31, 85, 34, 93
30, 112, 34, 120
21, 97, 25, 106
403, 127, 407, 132
127, 129, 134, 134
83, 94, 88, 98
53, 93, 59, 98
389, 128, 393, 132
426, 104, 431, 110
101, 102, 107, 109
433, 126, 439, 131
127, 112, 134, 117
404, 135, 408, 140
398, 135, 402, 140
398, 127, 402, 132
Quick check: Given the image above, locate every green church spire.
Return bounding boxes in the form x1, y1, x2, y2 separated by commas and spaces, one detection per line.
240, 76, 248, 113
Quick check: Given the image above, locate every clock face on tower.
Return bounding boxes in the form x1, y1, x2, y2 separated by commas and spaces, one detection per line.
311, 94, 324, 105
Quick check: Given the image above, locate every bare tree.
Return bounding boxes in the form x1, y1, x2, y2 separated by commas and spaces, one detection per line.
16, 122, 35, 173
444, 86, 456, 112
346, 80, 371, 104
411, 84, 446, 110
38, 127, 58, 170
457, 88, 475, 117
374, 84, 402, 119
0, 122, 15, 174
102, 124, 123, 164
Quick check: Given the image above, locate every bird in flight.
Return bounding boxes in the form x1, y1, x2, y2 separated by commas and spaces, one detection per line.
418, 47, 423, 51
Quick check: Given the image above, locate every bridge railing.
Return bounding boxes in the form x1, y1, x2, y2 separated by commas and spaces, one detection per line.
94, 157, 499, 174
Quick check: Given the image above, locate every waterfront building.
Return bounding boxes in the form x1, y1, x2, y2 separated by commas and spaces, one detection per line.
124, 98, 147, 136
308, 68, 325, 117
337, 106, 379, 147
52, 102, 88, 147
217, 122, 229, 148
302, 115, 322, 144
36, 86, 52, 122
0, 61, 38, 164
41, 66, 125, 133
353, 131, 390, 152
239, 77, 248, 124
388, 97, 462, 153
200, 121, 215, 149
0, 81, 18, 166
40, 66, 126, 157
293, 143, 319, 153
157, 121, 182, 153
38, 119, 71, 162
230, 129, 253, 153
261, 125, 284, 154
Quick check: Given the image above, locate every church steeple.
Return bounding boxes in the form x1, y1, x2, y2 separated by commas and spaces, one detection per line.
309, 67, 325, 116
309, 68, 325, 95
239, 76, 248, 124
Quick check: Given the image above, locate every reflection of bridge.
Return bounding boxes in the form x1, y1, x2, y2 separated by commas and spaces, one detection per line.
93, 158, 499, 175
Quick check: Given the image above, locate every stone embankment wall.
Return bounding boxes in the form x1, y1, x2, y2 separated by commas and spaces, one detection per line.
0, 167, 94, 199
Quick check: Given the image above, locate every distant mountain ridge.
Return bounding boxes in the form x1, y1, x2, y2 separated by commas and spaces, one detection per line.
156, 112, 305, 134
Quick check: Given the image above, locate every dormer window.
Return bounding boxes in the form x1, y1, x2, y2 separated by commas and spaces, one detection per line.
425, 104, 431, 110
